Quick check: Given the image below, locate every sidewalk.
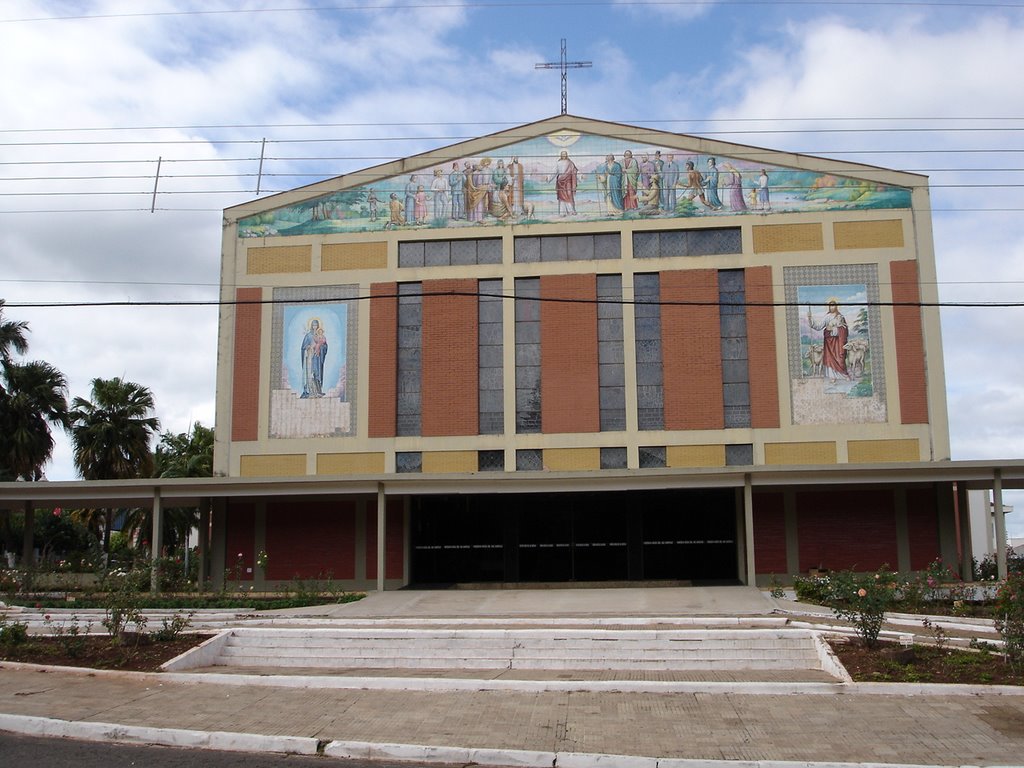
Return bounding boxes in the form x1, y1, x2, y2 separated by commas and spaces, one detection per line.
2, 587, 1023, 767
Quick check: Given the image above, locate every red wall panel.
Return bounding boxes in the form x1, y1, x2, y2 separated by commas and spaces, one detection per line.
745, 266, 781, 429
365, 500, 406, 580
422, 278, 479, 436
906, 486, 941, 571
231, 288, 263, 441
753, 492, 788, 574
540, 273, 600, 433
368, 282, 398, 437
224, 502, 256, 581
265, 501, 356, 580
796, 489, 898, 572
890, 260, 930, 424
660, 269, 724, 430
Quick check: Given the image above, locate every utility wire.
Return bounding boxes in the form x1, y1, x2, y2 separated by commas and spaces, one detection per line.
3, 292, 1021, 311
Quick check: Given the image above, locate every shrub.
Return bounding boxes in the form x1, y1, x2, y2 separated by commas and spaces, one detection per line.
43, 614, 92, 658
994, 571, 1024, 670
829, 566, 898, 648
0, 616, 29, 648
793, 574, 832, 605
101, 575, 148, 642
151, 611, 194, 641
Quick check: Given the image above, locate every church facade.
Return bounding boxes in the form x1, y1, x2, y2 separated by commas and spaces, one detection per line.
212, 115, 954, 589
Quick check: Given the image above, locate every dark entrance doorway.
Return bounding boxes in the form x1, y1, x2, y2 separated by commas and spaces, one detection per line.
410, 488, 738, 585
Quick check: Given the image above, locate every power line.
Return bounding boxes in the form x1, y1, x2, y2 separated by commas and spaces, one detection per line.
4, 0, 1024, 24
4, 292, 1022, 311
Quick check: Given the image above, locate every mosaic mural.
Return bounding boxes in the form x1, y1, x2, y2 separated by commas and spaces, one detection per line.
270, 286, 358, 439
238, 130, 913, 238
785, 265, 886, 425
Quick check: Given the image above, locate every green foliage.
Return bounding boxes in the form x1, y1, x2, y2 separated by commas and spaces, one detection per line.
767, 574, 785, 599
978, 549, 1024, 581
793, 573, 833, 604
70, 376, 160, 481
100, 574, 148, 642
150, 611, 194, 641
994, 571, 1024, 670
0, 300, 71, 481
829, 566, 898, 648
0, 615, 29, 648
42, 613, 92, 658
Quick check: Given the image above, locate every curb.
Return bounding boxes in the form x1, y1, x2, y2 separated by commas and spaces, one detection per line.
0, 713, 318, 755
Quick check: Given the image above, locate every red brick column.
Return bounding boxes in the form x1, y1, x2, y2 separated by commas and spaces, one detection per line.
745, 266, 780, 428
891, 260, 929, 424
368, 282, 398, 438
422, 279, 479, 436
231, 287, 262, 441
660, 269, 724, 430
540, 273, 599, 433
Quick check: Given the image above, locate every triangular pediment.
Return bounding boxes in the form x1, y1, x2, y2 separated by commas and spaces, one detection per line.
230, 115, 917, 238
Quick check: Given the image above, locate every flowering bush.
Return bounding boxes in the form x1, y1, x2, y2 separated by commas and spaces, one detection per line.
829, 566, 898, 648
994, 572, 1024, 670
793, 574, 832, 605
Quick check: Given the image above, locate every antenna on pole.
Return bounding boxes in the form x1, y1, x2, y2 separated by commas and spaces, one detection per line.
535, 39, 591, 115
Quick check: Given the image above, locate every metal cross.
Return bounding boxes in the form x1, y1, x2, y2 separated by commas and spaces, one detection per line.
535, 39, 592, 115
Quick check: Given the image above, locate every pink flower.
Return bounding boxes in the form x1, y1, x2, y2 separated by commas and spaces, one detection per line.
857, 588, 867, 597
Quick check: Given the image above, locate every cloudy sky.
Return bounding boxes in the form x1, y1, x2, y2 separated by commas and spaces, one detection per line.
2, 0, 1023, 536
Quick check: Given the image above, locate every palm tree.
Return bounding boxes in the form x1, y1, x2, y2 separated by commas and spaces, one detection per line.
70, 377, 160, 480
0, 301, 70, 481
121, 422, 213, 551
70, 377, 160, 552
0, 361, 70, 481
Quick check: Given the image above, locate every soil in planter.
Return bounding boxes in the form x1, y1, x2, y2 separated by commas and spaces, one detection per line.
830, 639, 1024, 685
1, 634, 212, 672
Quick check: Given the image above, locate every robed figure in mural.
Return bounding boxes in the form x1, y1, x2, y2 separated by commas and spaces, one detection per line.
300, 318, 328, 398
550, 150, 579, 216
807, 300, 851, 383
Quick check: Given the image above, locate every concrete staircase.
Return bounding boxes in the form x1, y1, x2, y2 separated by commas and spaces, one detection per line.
171, 626, 834, 674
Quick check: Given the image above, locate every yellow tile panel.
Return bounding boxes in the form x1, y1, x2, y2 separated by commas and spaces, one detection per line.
322, 242, 387, 271
666, 444, 726, 468
421, 450, 478, 473
751, 223, 823, 254
834, 219, 905, 250
847, 439, 920, 463
247, 245, 312, 274
764, 441, 837, 465
239, 454, 307, 477
543, 447, 601, 471
317, 452, 386, 474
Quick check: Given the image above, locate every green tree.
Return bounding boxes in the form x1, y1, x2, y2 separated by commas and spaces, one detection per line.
122, 422, 214, 551
0, 300, 70, 481
70, 377, 160, 551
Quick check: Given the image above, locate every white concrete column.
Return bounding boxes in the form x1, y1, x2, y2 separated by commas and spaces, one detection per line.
377, 482, 386, 592
197, 498, 211, 587
743, 474, 755, 585
150, 488, 163, 593
994, 469, 1008, 580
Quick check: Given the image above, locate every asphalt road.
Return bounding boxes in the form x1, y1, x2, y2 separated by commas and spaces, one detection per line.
0, 732, 447, 768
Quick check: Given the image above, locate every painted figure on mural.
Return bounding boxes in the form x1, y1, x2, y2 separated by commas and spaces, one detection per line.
430, 169, 449, 220
661, 154, 680, 212
300, 319, 328, 398
491, 159, 508, 196
639, 153, 655, 191
807, 299, 851, 384
597, 154, 624, 213
704, 157, 723, 210
685, 161, 711, 208
622, 150, 640, 210
387, 192, 404, 228
758, 169, 771, 211
550, 150, 580, 216
723, 163, 747, 211
638, 173, 662, 214
404, 175, 418, 224
414, 185, 428, 224
508, 156, 525, 214
366, 189, 379, 221
449, 163, 465, 220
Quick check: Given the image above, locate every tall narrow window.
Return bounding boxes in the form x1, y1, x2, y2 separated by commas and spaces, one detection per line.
634, 273, 664, 430
478, 279, 504, 434
514, 278, 541, 433
719, 269, 751, 428
396, 283, 422, 436
597, 274, 626, 431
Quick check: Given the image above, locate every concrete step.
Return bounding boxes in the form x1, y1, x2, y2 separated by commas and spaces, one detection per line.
206, 627, 825, 672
